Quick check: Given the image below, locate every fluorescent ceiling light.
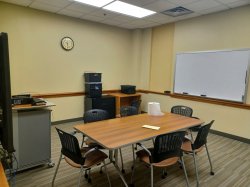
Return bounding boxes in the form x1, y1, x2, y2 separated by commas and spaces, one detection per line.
103, 1, 156, 18
73, 0, 114, 8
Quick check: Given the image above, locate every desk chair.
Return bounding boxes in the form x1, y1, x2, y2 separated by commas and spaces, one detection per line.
181, 120, 215, 187
171, 105, 202, 139
130, 99, 141, 114
52, 128, 111, 187
119, 105, 138, 173
82, 109, 109, 147
130, 131, 190, 187
120, 106, 138, 117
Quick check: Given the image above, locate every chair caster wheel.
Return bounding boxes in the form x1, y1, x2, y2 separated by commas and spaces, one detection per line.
210, 171, 215, 175
129, 184, 135, 187
84, 174, 88, 179
179, 165, 183, 169
131, 166, 134, 170
100, 170, 103, 174
122, 169, 125, 173
161, 175, 166, 179
88, 178, 92, 183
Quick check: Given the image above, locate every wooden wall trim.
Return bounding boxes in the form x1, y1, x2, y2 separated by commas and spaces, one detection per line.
32, 89, 250, 110
139, 90, 250, 110
170, 93, 250, 110
32, 90, 120, 98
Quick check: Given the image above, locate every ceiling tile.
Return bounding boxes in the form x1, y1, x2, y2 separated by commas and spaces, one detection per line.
57, 8, 83, 18
199, 4, 229, 15
89, 9, 121, 19
63, 2, 97, 14
167, 0, 200, 6
111, 14, 138, 23
216, 0, 243, 4
80, 14, 106, 22
143, 0, 176, 12
143, 13, 175, 23
120, 0, 156, 6
184, 0, 222, 12
33, 0, 72, 8
0, 0, 32, 6
30, 1, 62, 13
226, 0, 250, 8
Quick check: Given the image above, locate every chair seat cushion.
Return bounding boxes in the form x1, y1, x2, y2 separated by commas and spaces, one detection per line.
65, 147, 108, 168
136, 149, 179, 167
181, 139, 203, 153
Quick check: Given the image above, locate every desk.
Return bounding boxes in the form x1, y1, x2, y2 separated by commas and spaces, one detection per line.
74, 113, 202, 186
109, 93, 141, 116
0, 163, 9, 187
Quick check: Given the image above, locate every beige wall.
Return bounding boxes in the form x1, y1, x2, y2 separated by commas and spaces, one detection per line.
150, 23, 174, 92
148, 5, 250, 139
0, 2, 143, 121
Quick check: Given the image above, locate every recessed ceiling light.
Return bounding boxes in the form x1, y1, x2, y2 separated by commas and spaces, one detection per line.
73, 0, 114, 8
103, 1, 156, 18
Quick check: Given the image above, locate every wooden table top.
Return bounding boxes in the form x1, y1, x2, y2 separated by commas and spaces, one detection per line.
74, 113, 203, 150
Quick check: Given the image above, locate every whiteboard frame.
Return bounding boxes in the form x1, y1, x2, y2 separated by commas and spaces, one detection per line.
173, 48, 250, 103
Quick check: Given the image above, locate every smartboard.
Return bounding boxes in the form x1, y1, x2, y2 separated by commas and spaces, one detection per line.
173, 49, 250, 103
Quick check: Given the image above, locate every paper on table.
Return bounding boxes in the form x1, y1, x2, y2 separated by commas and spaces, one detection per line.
147, 102, 164, 116
142, 125, 160, 130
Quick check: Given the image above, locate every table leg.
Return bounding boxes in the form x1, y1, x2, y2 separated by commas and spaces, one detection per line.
111, 149, 128, 187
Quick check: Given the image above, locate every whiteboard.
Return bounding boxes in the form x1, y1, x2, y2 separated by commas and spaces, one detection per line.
173, 49, 250, 103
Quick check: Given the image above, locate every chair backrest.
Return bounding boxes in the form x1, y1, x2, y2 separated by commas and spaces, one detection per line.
171, 105, 193, 117
120, 106, 138, 117
193, 120, 214, 150
84, 109, 109, 123
130, 99, 141, 113
153, 131, 186, 163
56, 128, 85, 165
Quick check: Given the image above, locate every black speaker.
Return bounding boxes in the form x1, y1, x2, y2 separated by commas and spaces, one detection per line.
85, 83, 102, 98
84, 95, 116, 119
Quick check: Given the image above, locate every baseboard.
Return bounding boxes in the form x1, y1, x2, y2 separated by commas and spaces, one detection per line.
51, 117, 83, 125
210, 129, 250, 144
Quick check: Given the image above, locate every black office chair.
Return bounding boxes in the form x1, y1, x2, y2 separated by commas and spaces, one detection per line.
171, 105, 193, 117
171, 105, 202, 139
130, 99, 141, 114
181, 120, 215, 187
130, 131, 190, 187
81, 109, 109, 147
118, 105, 139, 173
52, 128, 111, 187
120, 106, 138, 117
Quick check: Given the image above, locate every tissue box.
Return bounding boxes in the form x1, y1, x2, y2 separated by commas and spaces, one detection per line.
121, 85, 136, 94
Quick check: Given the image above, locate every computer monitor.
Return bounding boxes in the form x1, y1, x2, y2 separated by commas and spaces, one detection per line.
0, 32, 15, 154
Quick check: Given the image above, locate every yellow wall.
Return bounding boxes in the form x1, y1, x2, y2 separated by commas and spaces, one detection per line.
150, 24, 174, 92
148, 5, 250, 139
0, 2, 146, 121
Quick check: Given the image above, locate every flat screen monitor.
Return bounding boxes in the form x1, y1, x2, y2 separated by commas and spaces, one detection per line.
0, 32, 15, 153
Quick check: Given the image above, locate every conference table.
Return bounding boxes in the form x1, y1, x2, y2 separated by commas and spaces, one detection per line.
74, 112, 203, 186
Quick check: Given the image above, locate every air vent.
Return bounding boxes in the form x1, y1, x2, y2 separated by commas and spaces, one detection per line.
161, 6, 193, 17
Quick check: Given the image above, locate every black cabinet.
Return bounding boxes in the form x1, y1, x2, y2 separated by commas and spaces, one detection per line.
84, 95, 116, 119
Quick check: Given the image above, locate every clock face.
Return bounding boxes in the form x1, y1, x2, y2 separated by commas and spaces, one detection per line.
61, 37, 74, 51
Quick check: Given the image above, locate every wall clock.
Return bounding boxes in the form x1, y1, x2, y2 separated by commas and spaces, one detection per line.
61, 37, 74, 51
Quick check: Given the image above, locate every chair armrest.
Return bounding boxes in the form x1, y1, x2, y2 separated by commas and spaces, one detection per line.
83, 147, 98, 158
136, 143, 152, 157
